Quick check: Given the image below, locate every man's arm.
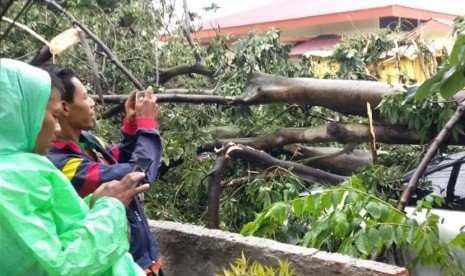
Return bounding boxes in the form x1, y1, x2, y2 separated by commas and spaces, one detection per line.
50, 131, 161, 197
112, 117, 161, 168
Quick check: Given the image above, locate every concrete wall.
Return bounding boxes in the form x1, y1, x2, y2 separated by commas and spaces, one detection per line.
149, 220, 408, 276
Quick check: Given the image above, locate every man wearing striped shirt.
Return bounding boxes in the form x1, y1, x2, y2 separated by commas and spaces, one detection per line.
46, 68, 163, 276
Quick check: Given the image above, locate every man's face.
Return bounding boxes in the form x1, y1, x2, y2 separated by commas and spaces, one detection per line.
33, 88, 62, 155
64, 77, 96, 130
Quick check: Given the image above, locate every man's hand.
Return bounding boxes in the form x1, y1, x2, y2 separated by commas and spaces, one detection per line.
124, 91, 137, 123
90, 172, 150, 208
136, 86, 159, 120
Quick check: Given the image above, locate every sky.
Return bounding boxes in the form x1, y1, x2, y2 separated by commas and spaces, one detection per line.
178, 0, 281, 21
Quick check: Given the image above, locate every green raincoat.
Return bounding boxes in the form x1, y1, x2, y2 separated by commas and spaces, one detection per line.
0, 58, 145, 276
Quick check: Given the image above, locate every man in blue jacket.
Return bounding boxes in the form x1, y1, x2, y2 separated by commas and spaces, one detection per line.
46, 68, 163, 275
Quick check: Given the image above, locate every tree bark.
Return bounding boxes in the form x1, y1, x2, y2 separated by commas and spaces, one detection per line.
78, 30, 104, 102
284, 145, 373, 176
202, 123, 440, 152
237, 73, 404, 117
158, 62, 214, 84
222, 143, 346, 184
207, 149, 228, 229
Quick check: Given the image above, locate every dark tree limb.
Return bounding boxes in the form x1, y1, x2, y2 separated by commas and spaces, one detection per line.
158, 62, 214, 84
78, 30, 103, 102
182, 0, 200, 63
397, 99, 465, 211
284, 145, 373, 176
0, 0, 15, 20
43, 0, 144, 90
207, 148, 229, 229
372, 99, 465, 262
92, 93, 234, 104
223, 144, 346, 184
207, 143, 346, 228
94, 73, 465, 118
202, 123, 434, 153
0, 0, 33, 42
154, 0, 215, 85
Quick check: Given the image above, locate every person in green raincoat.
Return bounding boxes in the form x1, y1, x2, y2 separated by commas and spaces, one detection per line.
0, 58, 149, 275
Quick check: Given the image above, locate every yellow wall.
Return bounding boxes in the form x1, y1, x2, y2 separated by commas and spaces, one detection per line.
307, 55, 434, 84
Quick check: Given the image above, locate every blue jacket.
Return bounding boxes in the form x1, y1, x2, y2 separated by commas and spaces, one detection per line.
47, 118, 162, 270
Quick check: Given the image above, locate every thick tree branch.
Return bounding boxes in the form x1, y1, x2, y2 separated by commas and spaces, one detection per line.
182, 0, 200, 63
202, 122, 440, 152
284, 145, 373, 176
207, 148, 228, 229
0, 0, 15, 20
207, 143, 346, 228
238, 73, 404, 117
158, 62, 214, 84
0, 0, 33, 42
78, 30, 103, 102
223, 143, 346, 184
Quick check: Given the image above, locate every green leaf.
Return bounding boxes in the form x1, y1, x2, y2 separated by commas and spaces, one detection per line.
414, 66, 448, 100
366, 202, 381, 220
449, 233, 465, 249
335, 221, 350, 239
449, 33, 465, 64
292, 198, 304, 217
330, 191, 344, 207
438, 64, 465, 99
379, 225, 395, 248
267, 202, 288, 224
367, 227, 380, 250
354, 233, 371, 256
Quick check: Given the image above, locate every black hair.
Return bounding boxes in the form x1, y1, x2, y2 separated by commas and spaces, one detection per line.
49, 71, 64, 96
39, 65, 77, 103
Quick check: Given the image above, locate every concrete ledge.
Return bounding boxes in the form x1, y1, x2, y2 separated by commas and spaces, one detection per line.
149, 220, 408, 276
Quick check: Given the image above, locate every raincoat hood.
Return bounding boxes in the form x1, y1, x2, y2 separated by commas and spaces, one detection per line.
0, 58, 51, 154
0, 59, 144, 276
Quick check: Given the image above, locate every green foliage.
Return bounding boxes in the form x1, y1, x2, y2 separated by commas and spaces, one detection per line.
331, 29, 434, 83
3, 4, 464, 275
220, 169, 311, 233
217, 252, 296, 276
379, 92, 464, 143
414, 30, 465, 100
331, 30, 393, 80
241, 177, 465, 274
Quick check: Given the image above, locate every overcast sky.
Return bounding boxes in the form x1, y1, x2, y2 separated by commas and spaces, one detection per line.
178, 0, 281, 20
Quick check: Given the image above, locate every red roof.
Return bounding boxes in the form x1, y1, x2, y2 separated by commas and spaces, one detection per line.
195, 0, 462, 40
290, 34, 341, 57
405, 18, 454, 40
201, 0, 463, 30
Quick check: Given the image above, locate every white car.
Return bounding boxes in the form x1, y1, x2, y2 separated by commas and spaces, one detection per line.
403, 151, 465, 275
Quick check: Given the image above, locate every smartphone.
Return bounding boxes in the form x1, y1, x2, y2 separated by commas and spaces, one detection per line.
132, 158, 153, 184
136, 91, 146, 101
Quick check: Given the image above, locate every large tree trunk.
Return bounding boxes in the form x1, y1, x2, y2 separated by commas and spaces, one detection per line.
236, 73, 405, 117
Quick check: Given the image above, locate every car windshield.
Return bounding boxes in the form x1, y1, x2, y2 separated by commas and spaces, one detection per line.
404, 152, 465, 211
